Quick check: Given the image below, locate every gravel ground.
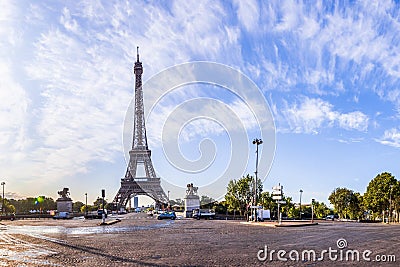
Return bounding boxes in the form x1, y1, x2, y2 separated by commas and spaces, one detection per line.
0, 214, 399, 266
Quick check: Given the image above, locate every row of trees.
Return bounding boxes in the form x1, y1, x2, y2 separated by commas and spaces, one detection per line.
329, 172, 400, 221
223, 172, 400, 221
224, 174, 331, 219
1, 196, 112, 214
4, 197, 57, 214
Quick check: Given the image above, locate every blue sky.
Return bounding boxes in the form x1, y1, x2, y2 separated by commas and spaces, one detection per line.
1, 1, 400, 206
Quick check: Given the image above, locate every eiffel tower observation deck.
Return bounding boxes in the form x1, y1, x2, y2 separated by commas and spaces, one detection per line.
113, 47, 168, 210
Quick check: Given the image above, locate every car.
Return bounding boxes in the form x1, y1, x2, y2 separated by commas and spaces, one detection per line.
192, 209, 215, 220
325, 215, 335, 221
157, 211, 176, 220
0, 213, 15, 221
53, 212, 73, 219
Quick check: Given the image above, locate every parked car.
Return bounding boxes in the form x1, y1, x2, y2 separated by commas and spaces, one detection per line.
53, 212, 73, 219
325, 215, 335, 221
192, 209, 215, 220
157, 211, 176, 220
0, 213, 15, 221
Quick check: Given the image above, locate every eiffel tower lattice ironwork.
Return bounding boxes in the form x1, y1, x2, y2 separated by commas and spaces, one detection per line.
113, 47, 168, 209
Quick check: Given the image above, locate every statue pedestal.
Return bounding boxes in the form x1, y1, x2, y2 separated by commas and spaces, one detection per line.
56, 198, 72, 213
184, 195, 200, 218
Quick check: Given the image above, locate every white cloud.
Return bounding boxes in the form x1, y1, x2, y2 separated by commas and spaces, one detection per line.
24, 27, 132, 181
0, 0, 19, 47
146, 96, 257, 147
338, 111, 369, 131
249, 1, 400, 105
0, 62, 30, 156
273, 1, 300, 32
19, 0, 246, 188
60, 7, 79, 34
234, 0, 259, 32
281, 97, 369, 134
376, 128, 400, 148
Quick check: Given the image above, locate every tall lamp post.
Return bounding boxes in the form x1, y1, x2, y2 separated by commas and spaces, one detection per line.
167, 190, 170, 210
85, 193, 88, 217
252, 138, 263, 222
1, 182, 5, 214
311, 198, 315, 223
299, 189, 303, 220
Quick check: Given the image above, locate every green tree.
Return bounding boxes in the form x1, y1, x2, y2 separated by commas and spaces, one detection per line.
212, 200, 227, 214
259, 191, 275, 210
363, 172, 399, 220
1, 198, 16, 214
93, 197, 107, 209
8, 196, 56, 214
328, 188, 360, 219
73, 201, 84, 213
81, 205, 96, 213
392, 182, 400, 223
282, 196, 295, 218
41, 197, 57, 211
313, 201, 330, 219
348, 192, 364, 220
200, 195, 215, 207
225, 174, 261, 216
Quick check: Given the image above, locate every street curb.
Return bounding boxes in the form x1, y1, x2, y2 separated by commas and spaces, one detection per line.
99, 219, 121, 226
240, 221, 319, 227
274, 222, 318, 227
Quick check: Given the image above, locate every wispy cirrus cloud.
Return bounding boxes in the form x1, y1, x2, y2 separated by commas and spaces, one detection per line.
233, 0, 259, 33
12, 0, 244, 194
376, 128, 400, 148
242, 1, 400, 103
278, 97, 369, 134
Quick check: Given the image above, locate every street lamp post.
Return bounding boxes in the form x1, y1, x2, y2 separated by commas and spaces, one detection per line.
311, 198, 315, 223
1, 182, 5, 214
101, 189, 105, 224
252, 138, 263, 222
299, 189, 303, 220
168, 190, 170, 209
85, 193, 88, 217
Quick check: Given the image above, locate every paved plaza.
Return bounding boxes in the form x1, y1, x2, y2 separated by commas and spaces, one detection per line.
0, 213, 399, 266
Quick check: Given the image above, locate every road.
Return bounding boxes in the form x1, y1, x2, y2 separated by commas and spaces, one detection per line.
0, 214, 399, 266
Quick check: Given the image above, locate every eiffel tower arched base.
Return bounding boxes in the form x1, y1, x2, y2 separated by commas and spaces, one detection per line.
113, 176, 168, 210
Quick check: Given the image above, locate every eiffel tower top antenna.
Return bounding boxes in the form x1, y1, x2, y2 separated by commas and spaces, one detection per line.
136, 46, 139, 62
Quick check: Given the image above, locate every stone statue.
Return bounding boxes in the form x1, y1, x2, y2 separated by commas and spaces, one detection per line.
186, 183, 198, 196
57, 188, 70, 199
184, 183, 200, 218
56, 187, 72, 213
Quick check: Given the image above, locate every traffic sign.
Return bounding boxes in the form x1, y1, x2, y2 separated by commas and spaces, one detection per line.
272, 195, 282, 200
276, 200, 286, 204
250, 205, 263, 209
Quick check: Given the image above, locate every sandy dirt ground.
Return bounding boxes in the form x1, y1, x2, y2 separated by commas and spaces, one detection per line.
0, 213, 399, 266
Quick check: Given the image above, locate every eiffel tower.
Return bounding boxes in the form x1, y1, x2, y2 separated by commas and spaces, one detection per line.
113, 47, 168, 210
